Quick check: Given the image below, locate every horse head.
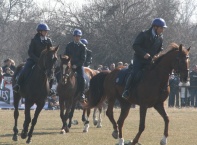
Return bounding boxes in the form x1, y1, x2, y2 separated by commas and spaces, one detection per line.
172, 44, 190, 83
38, 45, 59, 79
60, 55, 72, 84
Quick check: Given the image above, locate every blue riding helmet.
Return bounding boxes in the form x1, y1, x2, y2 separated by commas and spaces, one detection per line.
152, 18, 167, 28
80, 39, 88, 45
36, 23, 50, 31
73, 29, 82, 36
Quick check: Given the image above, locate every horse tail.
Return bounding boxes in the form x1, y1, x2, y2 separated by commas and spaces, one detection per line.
84, 71, 109, 109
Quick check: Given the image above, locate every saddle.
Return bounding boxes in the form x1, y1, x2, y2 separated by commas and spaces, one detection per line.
116, 64, 144, 86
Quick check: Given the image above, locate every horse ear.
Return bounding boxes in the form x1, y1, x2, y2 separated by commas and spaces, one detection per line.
187, 46, 191, 52
179, 44, 183, 52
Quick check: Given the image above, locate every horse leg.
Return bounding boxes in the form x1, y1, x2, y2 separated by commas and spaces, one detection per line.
68, 101, 77, 128
106, 97, 118, 139
82, 109, 86, 122
93, 108, 98, 126
59, 97, 66, 134
154, 103, 169, 145
21, 101, 33, 140
132, 105, 147, 145
97, 107, 102, 128
62, 105, 71, 133
12, 93, 21, 141
26, 102, 45, 144
83, 108, 90, 132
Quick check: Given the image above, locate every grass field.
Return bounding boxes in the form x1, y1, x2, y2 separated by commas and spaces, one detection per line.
0, 107, 197, 145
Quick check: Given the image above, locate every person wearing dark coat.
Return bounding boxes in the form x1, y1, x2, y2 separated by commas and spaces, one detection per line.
168, 71, 180, 107
122, 18, 167, 100
64, 29, 86, 103
13, 23, 52, 92
189, 65, 197, 107
80, 39, 92, 67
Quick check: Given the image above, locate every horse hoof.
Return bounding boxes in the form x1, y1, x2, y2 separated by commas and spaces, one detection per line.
12, 135, 18, 141
21, 130, 27, 139
60, 129, 65, 134
112, 130, 119, 139
65, 127, 69, 133
93, 120, 98, 126
97, 125, 102, 128
83, 129, 88, 133
26, 138, 32, 144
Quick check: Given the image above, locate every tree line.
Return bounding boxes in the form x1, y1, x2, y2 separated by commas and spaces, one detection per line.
0, 0, 197, 68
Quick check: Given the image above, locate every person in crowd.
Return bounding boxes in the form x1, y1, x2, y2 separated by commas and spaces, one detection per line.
97, 64, 103, 72
102, 66, 110, 71
81, 39, 92, 68
64, 29, 86, 103
110, 63, 115, 71
124, 63, 129, 67
122, 18, 167, 100
3, 67, 14, 77
2, 58, 16, 73
168, 70, 180, 107
12, 23, 52, 93
117, 62, 123, 68
189, 65, 197, 107
48, 92, 59, 110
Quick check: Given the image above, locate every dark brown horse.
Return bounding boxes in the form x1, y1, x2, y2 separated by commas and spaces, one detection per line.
84, 43, 190, 145
57, 55, 101, 133
12, 46, 59, 143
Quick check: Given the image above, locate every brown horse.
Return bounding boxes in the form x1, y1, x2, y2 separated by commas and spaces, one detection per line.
12, 46, 59, 144
57, 55, 102, 133
84, 43, 190, 145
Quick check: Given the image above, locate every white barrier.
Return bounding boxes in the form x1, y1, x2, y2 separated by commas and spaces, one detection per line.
0, 77, 52, 109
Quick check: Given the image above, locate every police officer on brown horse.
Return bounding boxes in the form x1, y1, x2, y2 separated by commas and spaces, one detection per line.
13, 23, 52, 92
122, 18, 167, 100
64, 29, 87, 103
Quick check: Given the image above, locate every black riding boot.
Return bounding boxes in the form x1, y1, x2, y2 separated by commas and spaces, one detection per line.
122, 74, 134, 100
78, 77, 86, 103
13, 73, 24, 93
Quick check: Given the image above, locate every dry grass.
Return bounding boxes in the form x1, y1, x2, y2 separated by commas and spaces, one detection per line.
0, 107, 197, 145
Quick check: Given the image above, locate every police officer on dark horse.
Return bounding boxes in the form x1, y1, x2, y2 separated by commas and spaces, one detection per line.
122, 18, 167, 100
64, 29, 87, 103
13, 23, 52, 92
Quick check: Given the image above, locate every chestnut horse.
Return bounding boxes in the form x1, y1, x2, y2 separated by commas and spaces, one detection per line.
12, 46, 59, 143
57, 55, 102, 133
84, 43, 190, 145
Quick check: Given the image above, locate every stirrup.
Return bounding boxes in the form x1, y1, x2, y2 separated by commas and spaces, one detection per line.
122, 90, 129, 100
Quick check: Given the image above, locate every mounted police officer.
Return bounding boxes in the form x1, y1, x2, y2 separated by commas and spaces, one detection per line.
64, 29, 87, 103
122, 18, 167, 100
13, 23, 52, 92
80, 39, 92, 67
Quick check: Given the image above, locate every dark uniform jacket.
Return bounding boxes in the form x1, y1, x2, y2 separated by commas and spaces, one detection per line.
64, 41, 86, 67
28, 33, 52, 63
133, 28, 163, 62
84, 48, 92, 67
190, 71, 197, 90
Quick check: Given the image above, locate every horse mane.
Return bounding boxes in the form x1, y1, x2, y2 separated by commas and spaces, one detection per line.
155, 43, 179, 61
